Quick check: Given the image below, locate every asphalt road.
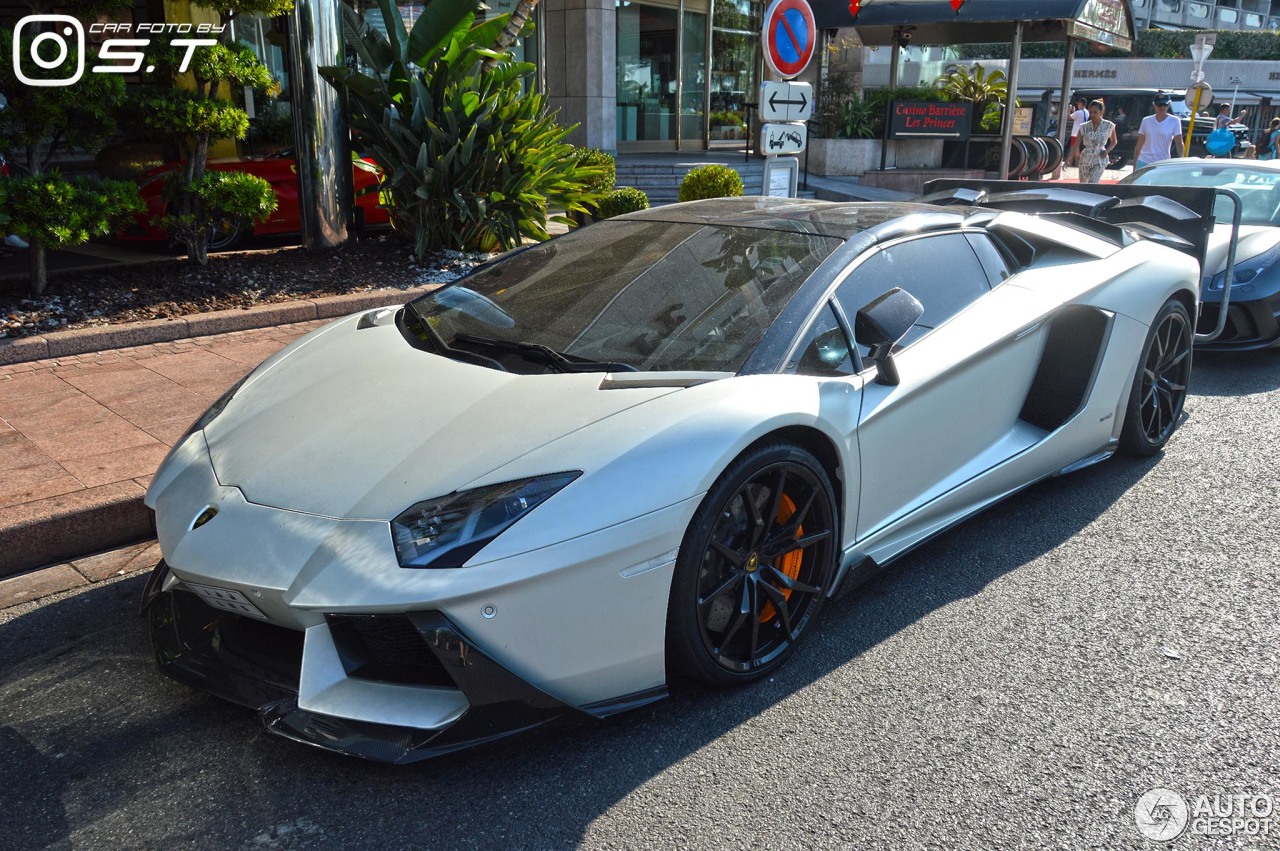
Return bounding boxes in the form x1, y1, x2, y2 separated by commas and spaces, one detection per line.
1, 349, 1277, 850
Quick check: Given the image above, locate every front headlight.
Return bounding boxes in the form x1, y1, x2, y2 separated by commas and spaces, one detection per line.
392, 472, 580, 568
1208, 244, 1280, 291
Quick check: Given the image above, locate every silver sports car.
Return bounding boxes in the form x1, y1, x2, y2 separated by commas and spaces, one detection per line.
141, 184, 1217, 763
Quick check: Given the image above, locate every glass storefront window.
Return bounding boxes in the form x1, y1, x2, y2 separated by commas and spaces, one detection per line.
617, 2, 680, 144
709, 0, 758, 146
713, 0, 757, 32
709, 30, 756, 133
681, 10, 707, 145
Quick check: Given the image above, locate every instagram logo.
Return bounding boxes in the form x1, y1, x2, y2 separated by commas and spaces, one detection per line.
13, 15, 86, 87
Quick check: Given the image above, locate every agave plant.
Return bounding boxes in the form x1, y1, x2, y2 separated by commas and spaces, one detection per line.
321, 0, 607, 256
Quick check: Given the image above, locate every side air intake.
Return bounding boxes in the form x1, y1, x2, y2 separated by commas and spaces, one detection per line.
1019, 306, 1111, 432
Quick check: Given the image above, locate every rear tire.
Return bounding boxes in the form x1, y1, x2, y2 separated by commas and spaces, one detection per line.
666, 442, 838, 686
1119, 298, 1192, 456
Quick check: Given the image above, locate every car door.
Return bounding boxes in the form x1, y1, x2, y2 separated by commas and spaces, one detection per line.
835, 232, 1056, 545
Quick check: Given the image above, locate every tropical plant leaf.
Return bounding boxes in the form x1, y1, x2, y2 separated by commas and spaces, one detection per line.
406, 0, 477, 65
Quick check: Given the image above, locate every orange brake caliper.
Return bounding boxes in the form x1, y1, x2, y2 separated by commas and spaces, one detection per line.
759, 493, 803, 623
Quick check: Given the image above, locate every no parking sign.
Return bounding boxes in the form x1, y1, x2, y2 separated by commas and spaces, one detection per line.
762, 0, 816, 79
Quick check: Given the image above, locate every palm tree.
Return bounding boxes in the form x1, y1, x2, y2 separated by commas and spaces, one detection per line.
491, 0, 537, 53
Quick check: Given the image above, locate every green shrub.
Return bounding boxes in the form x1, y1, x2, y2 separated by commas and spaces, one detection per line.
322, 0, 608, 256
573, 148, 616, 194
2, 175, 143, 293
678, 164, 743, 203
709, 111, 746, 128
596, 187, 649, 219
157, 170, 277, 252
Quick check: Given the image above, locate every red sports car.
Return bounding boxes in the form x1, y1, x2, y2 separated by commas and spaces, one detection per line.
119, 151, 390, 250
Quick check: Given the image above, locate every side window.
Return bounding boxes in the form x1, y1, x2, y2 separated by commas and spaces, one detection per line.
790, 303, 855, 377
966, 232, 1014, 283
833, 233, 990, 350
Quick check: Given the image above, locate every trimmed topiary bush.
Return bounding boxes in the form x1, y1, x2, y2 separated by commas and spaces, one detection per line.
678, 164, 744, 202
596, 187, 649, 219
573, 148, 616, 194
2, 175, 143, 293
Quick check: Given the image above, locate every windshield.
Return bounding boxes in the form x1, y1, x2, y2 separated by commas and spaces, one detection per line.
408, 220, 842, 373
1127, 163, 1280, 227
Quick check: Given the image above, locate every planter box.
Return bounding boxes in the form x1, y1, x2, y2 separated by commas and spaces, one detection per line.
807, 138, 944, 176
807, 139, 882, 176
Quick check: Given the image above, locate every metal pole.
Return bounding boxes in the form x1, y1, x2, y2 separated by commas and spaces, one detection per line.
1056, 35, 1076, 174
704, 0, 714, 149
1182, 86, 1204, 158
676, 0, 684, 151
287, 0, 352, 249
999, 20, 1023, 180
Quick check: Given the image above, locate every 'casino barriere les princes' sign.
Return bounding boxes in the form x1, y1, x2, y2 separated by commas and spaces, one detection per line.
888, 101, 974, 140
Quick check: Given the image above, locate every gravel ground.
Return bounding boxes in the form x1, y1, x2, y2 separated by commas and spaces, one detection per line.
0, 234, 486, 339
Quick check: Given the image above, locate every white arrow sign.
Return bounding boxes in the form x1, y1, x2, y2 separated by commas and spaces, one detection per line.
759, 81, 813, 122
761, 122, 807, 155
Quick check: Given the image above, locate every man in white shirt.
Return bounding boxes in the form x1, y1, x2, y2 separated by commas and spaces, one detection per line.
1066, 97, 1088, 166
1134, 93, 1183, 170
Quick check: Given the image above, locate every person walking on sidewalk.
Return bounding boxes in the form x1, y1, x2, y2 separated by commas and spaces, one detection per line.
1133, 92, 1182, 171
1066, 97, 1089, 167
1215, 102, 1246, 130
1071, 100, 1117, 184
1259, 118, 1280, 161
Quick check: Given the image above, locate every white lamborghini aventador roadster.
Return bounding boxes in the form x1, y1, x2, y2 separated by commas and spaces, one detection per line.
141, 182, 1222, 763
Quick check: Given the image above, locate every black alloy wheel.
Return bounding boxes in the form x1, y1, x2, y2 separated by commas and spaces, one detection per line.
667, 442, 838, 686
1120, 298, 1192, 456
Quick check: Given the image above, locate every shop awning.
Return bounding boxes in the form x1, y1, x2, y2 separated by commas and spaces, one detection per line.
812, 0, 1135, 51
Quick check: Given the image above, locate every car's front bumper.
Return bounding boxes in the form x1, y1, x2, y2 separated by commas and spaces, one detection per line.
142, 561, 665, 763
1196, 285, 1280, 350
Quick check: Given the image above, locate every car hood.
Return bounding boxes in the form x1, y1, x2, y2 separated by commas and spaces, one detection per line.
1205, 224, 1280, 275
203, 312, 681, 520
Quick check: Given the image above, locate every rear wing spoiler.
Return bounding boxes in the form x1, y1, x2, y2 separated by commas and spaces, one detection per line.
921, 179, 1242, 343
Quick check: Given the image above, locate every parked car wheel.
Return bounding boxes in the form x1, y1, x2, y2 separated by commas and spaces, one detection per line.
667, 442, 838, 686
208, 217, 245, 252
1119, 298, 1192, 456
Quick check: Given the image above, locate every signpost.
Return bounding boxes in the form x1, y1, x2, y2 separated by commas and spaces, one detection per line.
1183, 32, 1216, 157
759, 0, 814, 197
761, 122, 807, 155
759, 81, 813, 123
761, 0, 816, 78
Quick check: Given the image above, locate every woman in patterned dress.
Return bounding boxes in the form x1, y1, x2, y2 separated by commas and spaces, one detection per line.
1071, 100, 1118, 184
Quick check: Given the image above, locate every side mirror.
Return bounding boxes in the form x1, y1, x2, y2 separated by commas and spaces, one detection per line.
855, 288, 924, 386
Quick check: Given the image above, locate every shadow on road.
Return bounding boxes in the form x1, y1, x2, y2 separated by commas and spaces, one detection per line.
1189, 348, 1280, 396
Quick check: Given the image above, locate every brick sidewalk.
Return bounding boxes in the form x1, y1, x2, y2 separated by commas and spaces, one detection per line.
0, 319, 327, 576
0, 539, 159, 611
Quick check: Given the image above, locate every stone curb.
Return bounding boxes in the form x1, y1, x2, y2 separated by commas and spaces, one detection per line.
0, 285, 438, 584
0, 285, 436, 366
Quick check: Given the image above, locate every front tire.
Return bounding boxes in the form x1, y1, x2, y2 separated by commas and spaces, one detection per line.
1119, 298, 1192, 456
666, 442, 838, 686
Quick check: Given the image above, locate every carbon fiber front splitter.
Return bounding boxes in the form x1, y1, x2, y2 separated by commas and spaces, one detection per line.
141, 560, 664, 764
